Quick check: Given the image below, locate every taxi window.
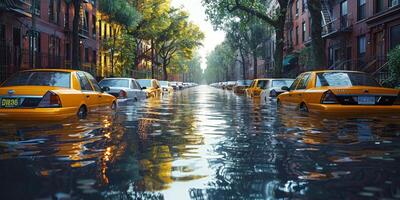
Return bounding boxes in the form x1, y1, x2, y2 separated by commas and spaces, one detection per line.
77, 72, 93, 91
85, 72, 102, 92
290, 75, 303, 91
296, 73, 311, 90
257, 80, 269, 89
250, 80, 256, 88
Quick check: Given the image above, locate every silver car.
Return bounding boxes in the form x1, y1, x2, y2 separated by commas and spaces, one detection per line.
260, 79, 295, 101
99, 78, 147, 104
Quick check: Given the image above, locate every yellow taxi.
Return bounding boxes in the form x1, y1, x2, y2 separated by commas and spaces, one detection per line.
0, 69, 117, 120
137, 79, 162, 98
277, 70, 400, 114
246, 79, 270, 98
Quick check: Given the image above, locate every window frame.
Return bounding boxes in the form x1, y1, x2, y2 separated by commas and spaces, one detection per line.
76, 71, 94, 91
295, 73, 311, 90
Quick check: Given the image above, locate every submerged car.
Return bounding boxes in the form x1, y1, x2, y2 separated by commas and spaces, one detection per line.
225, 81, 237, 90
0, 69, 117, 120
277, 70, 400, 114
233, 80, 253, 94
137, 79, 162, 98
99, 78, 146, 103
246, 79, 270, 98
159, 81, 173, 93
260, 79, 295, 101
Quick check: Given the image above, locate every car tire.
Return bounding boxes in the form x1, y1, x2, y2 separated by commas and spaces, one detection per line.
299, 103, 309, 113
77, 106, 87, 119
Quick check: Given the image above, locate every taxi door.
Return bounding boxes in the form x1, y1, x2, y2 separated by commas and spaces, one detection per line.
76, 72, 99, 111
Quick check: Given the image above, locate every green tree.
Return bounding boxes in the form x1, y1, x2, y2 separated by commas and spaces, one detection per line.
156, 10, 204, 80
204, 42, 236, 83
99, 0, 141, 76
203, 0, 289, 77
384, 46, 400, 88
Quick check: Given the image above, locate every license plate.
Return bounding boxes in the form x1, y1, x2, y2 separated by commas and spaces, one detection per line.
1, 98, 19, 108
358, 96, 375, 105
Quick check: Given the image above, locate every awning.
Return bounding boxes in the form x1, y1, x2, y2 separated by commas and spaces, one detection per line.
283, 54, 298, 67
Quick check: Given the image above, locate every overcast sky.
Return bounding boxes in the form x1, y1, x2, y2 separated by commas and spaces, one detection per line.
171, 0, 225, 70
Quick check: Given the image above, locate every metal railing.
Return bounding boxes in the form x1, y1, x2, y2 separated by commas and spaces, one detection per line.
322, 14, 353, 37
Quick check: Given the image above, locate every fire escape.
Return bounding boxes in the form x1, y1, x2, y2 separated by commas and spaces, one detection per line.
321, 0, 354, 71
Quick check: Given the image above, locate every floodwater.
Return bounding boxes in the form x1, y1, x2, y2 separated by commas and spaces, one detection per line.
1, 86, 400, 200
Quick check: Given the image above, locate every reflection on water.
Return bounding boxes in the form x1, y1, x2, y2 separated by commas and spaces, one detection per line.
1, 86, 400, 199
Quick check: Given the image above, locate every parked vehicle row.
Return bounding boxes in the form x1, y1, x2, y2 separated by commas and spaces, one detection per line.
210, 70, 400, 114
0, 69, 199, 121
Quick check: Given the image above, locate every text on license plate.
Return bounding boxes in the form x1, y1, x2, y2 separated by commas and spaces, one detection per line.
358, 96, 375, 105
1, 98, 19, 108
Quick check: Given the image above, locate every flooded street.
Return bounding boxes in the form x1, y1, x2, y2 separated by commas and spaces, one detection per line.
1, 85, 400, 199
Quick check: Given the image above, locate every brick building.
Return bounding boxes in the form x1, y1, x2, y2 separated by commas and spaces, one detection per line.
282, 0, 400, 79
0, 0, 99, 83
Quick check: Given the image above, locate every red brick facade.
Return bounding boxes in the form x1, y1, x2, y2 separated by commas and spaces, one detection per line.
283, 0, 400, 79
0, 0, 98, 82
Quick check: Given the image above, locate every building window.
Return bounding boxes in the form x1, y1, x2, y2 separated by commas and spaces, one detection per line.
296, 26, 299, 45
295, 0, 299, 16
0, 24, 5, 44
92, 15, 96, 38
358, 35, 366, 58
376, 0, 384, 13
92, 50, 97, 64
340, 1, 348, 28
389, 0, 399, 7
358, 0, 366, 20
65, 43, 71, 60
289, 28, 293, 46
302, 0, 306, 12
390, 25, 400, 49
81, 10, 89, 35
33, 0, 41, 16
48, 0, 60, 24
99, 20, 102, 38
85, 48, 89, 63
302, 22, 306, 42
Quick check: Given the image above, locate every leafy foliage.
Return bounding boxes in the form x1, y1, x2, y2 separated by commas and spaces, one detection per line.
204, 42, 236, 83
383, 45, 400, 88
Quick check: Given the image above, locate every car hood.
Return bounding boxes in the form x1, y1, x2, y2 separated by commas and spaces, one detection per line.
0, 86, 64, 96
317, 86, 399, 95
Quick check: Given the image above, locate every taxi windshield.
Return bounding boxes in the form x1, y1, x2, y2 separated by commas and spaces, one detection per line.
1, 71, 71, 88
316, 72, 381, 87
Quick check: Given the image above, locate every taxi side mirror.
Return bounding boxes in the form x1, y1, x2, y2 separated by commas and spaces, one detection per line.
281, 86, 290, 91
141, 87, 147, 90
102, 86, 110, 92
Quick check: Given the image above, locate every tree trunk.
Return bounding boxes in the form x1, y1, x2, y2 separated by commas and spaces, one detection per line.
151, 40, 155, 79
162, 60, 168, 80
253, 52, 257, 79
239, 48, 246, 80
72, 0, 81, 69
308, 0, 326, 69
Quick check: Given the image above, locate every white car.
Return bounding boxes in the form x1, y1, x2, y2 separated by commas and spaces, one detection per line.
260, 79, 295, 101
99, 78, 147, 104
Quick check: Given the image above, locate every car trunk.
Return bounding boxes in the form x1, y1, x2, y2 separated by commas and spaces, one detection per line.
326, 86, 399, 105
0, 86, 59, 108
